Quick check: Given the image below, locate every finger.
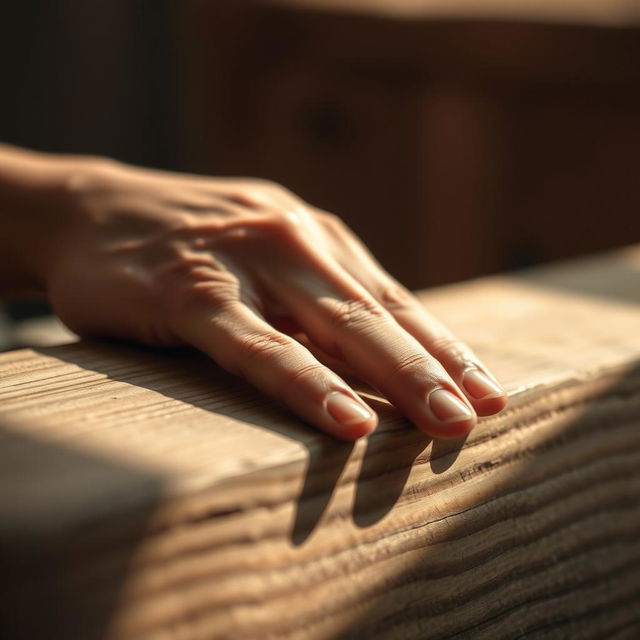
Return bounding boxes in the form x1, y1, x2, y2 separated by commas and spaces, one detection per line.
376, 282, 507, 417
264, 313, 357, 377
316, 213, 508, 416
272, 269, 477, 439
172, 300, 377, 440
288, 330, 358, 379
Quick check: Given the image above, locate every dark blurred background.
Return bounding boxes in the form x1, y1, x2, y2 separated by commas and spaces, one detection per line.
0, 2, 176, 168
1, 0, 639, 341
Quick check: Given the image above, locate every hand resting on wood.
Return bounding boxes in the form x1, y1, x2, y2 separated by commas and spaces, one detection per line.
0, 145, 507, 439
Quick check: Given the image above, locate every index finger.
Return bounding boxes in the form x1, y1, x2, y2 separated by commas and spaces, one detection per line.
170, 298, 378, 440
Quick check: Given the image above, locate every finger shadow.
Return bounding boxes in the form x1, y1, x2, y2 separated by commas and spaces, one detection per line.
353, 395, 432, 528
34, 341, 356, 547
31, 342, 468, 549
430, 433, 469, 474
19, 340, 477, 637
291, 439, 354, 546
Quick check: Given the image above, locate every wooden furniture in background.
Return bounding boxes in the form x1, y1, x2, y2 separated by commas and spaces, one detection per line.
174, 0, 640, 289
2, 246, 640, 638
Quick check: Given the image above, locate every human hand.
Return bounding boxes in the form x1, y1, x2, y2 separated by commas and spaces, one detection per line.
42, 160, 507, 440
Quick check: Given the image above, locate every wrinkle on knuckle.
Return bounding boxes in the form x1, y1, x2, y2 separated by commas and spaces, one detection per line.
160, 258, 241, 311
281, 362, 327, 392
325, 297, 386, 333
238, 331, 294, 360
187, 280, 240, 310
379, 282, 416, 312
389, 352, 433, 382
428, 336, 475, 366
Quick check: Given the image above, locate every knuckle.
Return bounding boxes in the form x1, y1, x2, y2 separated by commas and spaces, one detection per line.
316, 211, 359, 243
238, 331, 295, 359
251, 177, 283, 192
160, 258, 241, 311
251, 178, 298, 203
186, 279, 240, 311
389, 352, 434, 381
325, 297, 387, 332
316, 211, 346, 232
256, 209, 305, 242
282, 362, 328, 390
379, 282, 416, 312
428, 336, 475, 366
266, 180, 296, 200
164, 258, 211, 282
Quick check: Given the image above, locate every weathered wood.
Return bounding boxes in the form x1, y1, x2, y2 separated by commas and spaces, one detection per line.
2, 248, 640, 639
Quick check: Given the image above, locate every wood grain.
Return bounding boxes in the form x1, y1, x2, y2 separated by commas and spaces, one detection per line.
2, 248, 640, 639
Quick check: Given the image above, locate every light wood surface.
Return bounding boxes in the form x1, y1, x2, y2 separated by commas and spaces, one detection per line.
2, 248, 640, 639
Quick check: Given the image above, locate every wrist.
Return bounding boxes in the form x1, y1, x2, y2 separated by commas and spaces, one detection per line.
0, 146, 116, 296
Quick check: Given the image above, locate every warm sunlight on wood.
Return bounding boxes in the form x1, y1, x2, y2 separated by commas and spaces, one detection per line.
2, 247, 640, 638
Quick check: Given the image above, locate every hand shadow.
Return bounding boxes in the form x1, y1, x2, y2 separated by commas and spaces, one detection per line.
12, 339, 474, 639
34, 340, 355, 546
352, 393, 467, 528
34, 340, 468, 546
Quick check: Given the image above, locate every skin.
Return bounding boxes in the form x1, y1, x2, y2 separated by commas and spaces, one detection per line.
0, 144, 507, 440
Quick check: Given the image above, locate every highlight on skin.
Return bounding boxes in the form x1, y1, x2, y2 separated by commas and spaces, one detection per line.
0, 143, 508, 440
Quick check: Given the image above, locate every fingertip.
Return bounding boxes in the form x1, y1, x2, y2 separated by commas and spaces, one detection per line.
331, 417, 378, 441
474, 394, 508, 417
418, 415, 476, 440
462, 368, 505, 400
458, 367, 508, 417
396, 388, 477, 439
323, 390, 377, 440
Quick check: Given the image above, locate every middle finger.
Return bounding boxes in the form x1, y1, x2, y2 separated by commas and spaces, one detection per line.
271, 265, 476, 439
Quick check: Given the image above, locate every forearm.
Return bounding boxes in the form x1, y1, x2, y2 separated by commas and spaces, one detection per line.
0, 144, 98, 296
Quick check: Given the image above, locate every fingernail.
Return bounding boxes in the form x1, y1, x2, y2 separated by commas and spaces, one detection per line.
429, 389, 473, 423
325, 391, 373, 426
463, 369, 505, 400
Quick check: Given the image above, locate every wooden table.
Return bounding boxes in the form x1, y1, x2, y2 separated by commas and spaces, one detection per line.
2, 247, 640, 639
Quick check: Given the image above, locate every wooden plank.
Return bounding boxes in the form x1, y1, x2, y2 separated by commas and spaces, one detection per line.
2, 247, 640, 639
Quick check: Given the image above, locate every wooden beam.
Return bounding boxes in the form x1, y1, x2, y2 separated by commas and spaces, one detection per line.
2, 248, 640, 639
